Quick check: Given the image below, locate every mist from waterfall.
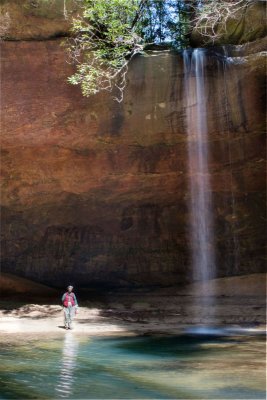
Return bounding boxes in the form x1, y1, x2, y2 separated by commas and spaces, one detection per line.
183, 49, 215, 292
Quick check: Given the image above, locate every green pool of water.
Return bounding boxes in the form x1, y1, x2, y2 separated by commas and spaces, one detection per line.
0, 333, 265, 399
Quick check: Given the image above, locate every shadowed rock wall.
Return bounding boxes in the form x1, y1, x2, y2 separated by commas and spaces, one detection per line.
0, 10, 266, 288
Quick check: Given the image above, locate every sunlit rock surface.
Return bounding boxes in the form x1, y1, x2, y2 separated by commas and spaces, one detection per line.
0, 11, 266, 288
0, 0, 79, 40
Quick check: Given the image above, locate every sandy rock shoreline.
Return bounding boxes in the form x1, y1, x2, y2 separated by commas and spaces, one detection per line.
0, 303, 265, 342
1, 273, 265, 339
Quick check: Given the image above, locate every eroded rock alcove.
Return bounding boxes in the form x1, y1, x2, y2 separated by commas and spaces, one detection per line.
1, 0, 266, 288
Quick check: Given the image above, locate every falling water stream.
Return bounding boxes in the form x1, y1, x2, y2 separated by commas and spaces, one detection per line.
183, 48, 245, 321
184, 49, 215, 307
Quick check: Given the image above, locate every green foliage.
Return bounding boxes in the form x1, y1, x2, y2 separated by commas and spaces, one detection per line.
67, 0, 144, 99
139, 0, 190, 48
67, 0, 191, 100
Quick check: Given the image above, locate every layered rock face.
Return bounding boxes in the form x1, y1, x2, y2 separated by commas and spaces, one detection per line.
0, 2, 266, 288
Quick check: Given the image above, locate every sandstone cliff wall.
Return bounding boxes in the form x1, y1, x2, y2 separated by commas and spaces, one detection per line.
0, 1, 266, 288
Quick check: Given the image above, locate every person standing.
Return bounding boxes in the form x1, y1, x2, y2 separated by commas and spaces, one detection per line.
61, 285, 78, 330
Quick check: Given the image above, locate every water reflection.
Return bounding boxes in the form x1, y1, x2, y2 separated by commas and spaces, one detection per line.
0, 333, 265, 399
55, 333, 79, 398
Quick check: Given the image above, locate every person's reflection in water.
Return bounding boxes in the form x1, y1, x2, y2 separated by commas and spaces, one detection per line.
55, 333, 79, 398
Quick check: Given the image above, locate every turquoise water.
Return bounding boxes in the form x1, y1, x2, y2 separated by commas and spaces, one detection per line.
0, 333, 265, 399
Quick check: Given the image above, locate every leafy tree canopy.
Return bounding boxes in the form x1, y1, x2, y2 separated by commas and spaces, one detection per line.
66, 0, 250, 100
67, 0, 191, 100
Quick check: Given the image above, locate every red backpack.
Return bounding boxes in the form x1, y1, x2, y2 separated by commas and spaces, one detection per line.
63, 292, 75, 307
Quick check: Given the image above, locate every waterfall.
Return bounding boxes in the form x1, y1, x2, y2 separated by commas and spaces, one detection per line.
183, 49, 215, 297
